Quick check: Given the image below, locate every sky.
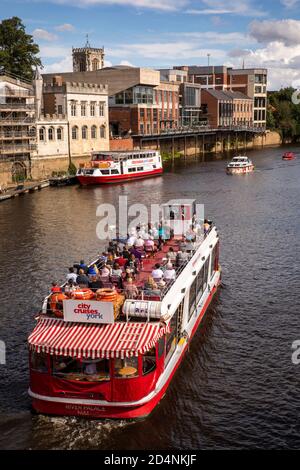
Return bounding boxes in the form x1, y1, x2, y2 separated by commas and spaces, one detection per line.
2, 0, 300, 89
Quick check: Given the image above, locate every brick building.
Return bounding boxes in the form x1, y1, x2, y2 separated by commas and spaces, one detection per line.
201, 89, 253, 128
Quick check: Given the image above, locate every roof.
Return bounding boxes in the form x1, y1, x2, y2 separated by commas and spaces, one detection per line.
28, 317, 169, 359
202, 89, 251, 101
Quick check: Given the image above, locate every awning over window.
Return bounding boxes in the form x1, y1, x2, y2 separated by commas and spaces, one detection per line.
28, 317, 169, 359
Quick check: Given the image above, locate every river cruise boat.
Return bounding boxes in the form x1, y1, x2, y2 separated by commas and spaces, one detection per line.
226, 155, 254, 175
76, 150, 163, 185
28, 202, 221, 419
282, 151, 296, 161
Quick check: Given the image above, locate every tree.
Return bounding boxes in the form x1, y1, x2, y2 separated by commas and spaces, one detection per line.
0, 17, 42, 80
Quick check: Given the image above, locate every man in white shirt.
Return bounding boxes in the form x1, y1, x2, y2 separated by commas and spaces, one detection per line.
151, 263, 164, 280
66, 267, 77, 283
163, 263, 176, 281
135, 237, 145, 248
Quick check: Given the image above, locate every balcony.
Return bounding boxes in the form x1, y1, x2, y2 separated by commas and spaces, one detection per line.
0, 103, 35, 111
0, 143, 36, 155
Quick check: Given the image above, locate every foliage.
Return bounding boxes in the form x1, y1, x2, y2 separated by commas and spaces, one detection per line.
267, 87, 300, 140
68, 162, 77, 175
0, 17, 42, 80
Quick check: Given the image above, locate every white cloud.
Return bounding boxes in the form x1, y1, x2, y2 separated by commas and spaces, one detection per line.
33, 28, 58, 41
39, 45, 70, 58
49, 0, 188, 11
170, 31, 253, 45
120, 60, 135, 66
250, 19, 300, 46
281, 0, 299, 7
186, 0, 266, 17
55, 23, 75, 32
43, 56, 73, 73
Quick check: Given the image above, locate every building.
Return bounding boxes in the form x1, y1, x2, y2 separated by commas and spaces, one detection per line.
174, 65, 267, 128
158, 68, 203, 126
0, 72, 36, 184
201, 89, 253, 128
72, 39, 105, 72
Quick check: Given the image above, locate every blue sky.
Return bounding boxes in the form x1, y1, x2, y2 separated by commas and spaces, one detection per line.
2, 0, 300, 88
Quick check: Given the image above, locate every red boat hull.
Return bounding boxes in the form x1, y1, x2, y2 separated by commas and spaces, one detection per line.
30, 281, 220, 419
77, 168, 163, 185
282, 153, 296, 160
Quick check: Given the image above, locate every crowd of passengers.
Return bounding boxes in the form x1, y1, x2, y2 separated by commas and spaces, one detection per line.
51, 219, 213, 300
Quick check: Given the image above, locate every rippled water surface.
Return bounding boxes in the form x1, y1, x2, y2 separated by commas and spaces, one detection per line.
0, 147, 300, 449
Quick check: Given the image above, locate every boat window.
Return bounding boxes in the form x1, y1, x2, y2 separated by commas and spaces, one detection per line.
188, 277, 197, 321
142, 347, 156, 375
196, 267, 204, 304
165, 308, 179, 366
110, 169, 119, 174
30, 351, 48, 373
137, 167, 143, 171
210, 242, 219, 279
157, 337, 165, 358
52, 355, 110, 382
114, 357, 139, 379
128, 167, 137, 173
100, 170, 110, 175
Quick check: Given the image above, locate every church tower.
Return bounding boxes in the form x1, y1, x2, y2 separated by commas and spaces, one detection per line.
72, 36, 105, 72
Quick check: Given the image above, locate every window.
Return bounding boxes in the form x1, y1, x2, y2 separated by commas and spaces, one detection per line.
140, 108, 145, 118
82, 126, 88, 139
72, 126, 78, 140
52, 355, 110, 381
91, 125, 97, 139
92, 58, 99, 71
99, 102, 105, 117
48, 127, 54, 141
81, 102, 86, 116
165, 306, 179, 366
30, 351, 48, 373
71, 102, 76, 116
188, 277, 197, 321
57, 127, 63, 140
143, 347, 156, 376
111, 169, 119, 174
39, 127, 45, 141
90, 102, 96, 116
128, 167, 137, 172
100, 169, 110, 175
158, 337, 165, 358
100, 126, 106, 138
114, 357, 139, 378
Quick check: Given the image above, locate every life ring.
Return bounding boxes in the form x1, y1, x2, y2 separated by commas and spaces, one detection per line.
96, 288, 117, 302
50, 293, 68, 318
72, 288, 94, 300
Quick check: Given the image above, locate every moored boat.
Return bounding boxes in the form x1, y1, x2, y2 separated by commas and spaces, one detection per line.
282, 152, 296, 160
226, 155, 254, 175
28, 202, 221, 419
76, 150, 163, 185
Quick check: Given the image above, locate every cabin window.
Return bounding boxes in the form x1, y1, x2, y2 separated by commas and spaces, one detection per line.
143, 347, 156, 375
137, 167, 143, 171
100, 170, 110, 175
114, 357, 139, 378
30, 351, 48, 373
196, 267, 204, 304
165, 304, 181, 366
52, 356, 110, 382
111, 169, 119, 174
128, 167, 137, 173
210, 242, 219, 278
188, 277, 197, 320
158, 337, 165, 358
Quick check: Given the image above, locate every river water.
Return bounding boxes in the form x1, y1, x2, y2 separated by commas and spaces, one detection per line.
0, 146, 300, 450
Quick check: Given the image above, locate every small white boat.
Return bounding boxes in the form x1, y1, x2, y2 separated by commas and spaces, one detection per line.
226, 156, 254, 175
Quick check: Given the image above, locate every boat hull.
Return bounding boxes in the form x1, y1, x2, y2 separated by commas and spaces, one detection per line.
29, 276, 220, 419
77, 168, 163, 185
226, 165, 254, 175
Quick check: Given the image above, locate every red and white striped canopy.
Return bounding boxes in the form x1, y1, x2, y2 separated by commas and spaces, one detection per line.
28, 317, 170, 359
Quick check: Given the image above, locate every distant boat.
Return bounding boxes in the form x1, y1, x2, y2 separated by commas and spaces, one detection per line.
282, 152, 296, 161
226, 156, 254, 175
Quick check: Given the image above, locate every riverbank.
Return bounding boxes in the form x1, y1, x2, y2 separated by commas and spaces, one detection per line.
0, 180, 50, 203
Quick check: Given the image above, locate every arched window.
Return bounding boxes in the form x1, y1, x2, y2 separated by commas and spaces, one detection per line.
48, 127, 54, 141
71, 102, 76, 116
92, 58, 99, 71
91, 125, 97, 139
82, 126, 88, 139
57, 127, 63, 140
39, 127, 45, 141
100, 125, 106, 138
72, 126, 78, 140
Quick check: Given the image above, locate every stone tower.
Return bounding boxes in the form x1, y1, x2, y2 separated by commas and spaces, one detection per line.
72, 36, 105, 72
33, 67, 43, 119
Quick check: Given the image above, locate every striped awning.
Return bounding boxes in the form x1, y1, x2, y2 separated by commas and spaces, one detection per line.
28, 317, 170, 359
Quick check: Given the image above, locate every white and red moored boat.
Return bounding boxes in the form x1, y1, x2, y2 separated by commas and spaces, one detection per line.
76, 150, 163, 185
282, 152, 296, 161
226, 155, 254, 175
28, 202, 221, 419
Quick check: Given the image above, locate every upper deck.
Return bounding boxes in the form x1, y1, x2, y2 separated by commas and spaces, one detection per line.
92, 150, 159, 162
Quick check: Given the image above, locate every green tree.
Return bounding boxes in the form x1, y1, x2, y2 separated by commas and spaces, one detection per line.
0, 17, 42, 80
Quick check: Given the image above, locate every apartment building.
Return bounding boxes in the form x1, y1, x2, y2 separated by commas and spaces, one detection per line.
0, 72, 36, 183
201, 89, 253, 128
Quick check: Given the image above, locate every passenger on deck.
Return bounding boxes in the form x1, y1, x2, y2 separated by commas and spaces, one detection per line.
88, 264, 98, 277
88, 275, 103, 292
130, 246, 143, 261
64, 279, 77, 295
134, 237, 145, 248
106, 253, 115, 267
144, 277, 161, 296
186, 225, 196, 242
76, 269, 89, 287
125, 254, 139, 275
66, 267, 77, 283
204, 219, 211, 237
101, 265, 111, 278
186, 239, 195, 253
176, 248, 189, 267
74, 259, 88, 274
122, 246, 131, 260
179, 237, 187, 251
127, 233, 137, 247
124, 278, 139, 299
163, 263, 176, 282
144, 236, 156, 256
151, 263, 164, 281
111, 262, 123, 277
51, 282, 61, 293
99, 252, 108, 264
166, 247, 176, 263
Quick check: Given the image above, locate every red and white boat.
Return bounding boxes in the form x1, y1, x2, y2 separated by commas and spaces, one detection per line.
282, 152, 296, 161
76, 150, 163, 185
28, 202, 221, 419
